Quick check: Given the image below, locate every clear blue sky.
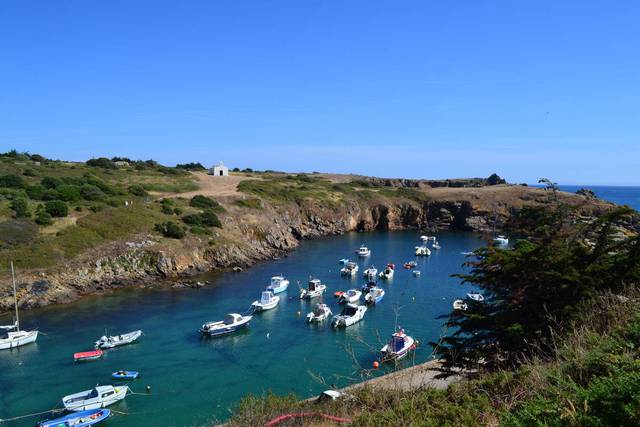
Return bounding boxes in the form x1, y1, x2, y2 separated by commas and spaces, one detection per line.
1, 1, 639, 185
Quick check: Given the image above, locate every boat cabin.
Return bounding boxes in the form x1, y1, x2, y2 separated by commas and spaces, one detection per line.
340, 304, 358, 317
271, 276, 284, 286
260, 291, 275, 304
308, 279, 321, 291
224, 314, 242, 325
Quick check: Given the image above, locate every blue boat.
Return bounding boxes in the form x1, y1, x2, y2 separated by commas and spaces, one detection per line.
37, 409, 111, 427
364, 287, 385, 305
112, 370, 139, 380
266, 275, 289, 294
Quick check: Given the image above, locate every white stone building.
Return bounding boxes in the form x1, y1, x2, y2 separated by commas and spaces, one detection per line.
210, 161, 229, 177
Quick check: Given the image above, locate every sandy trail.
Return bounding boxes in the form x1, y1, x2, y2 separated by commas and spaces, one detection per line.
163, 172, 259, 199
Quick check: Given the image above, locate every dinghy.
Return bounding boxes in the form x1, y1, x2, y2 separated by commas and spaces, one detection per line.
452, 299, 468, 311
0, 262, 38, 351
362, 266, 378, 279
357, 245, 371, 257
332, 304, 367, 328
74, 350, 104, 362
364, 287, 385, 305
420, 235, 429, 242
415, 246, 431, 256
200, 313, 252, 337
95, 330, 142, 350
251, 290, 280, 311
378, 264, 394, 280
493, 235, 509, 246
266, 275, 289, 294
403, 260, 417, 269
467, 292, 485, 302
338, 289, 361, 304
340, 262, 359, 276
37, 409, 111, 427
306, 303, 332, 323
339, 258, 350, 265
380, 329, 416, 361
62, 385, 128, 411
300, 279, 327, 299
111, 370, 139, 380
432, 241, 441, 250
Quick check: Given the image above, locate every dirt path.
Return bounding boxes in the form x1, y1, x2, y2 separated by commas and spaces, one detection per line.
163, 172, 259, 199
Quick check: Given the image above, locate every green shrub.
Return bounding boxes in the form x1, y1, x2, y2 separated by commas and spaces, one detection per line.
35, 210, 53, 225
41, 176, 62, 189
56, 185, 81, 202
181, 213, 202, 226
189, 195, 219, 209
189, 225, 212, 235
80, 184, 105, 201
42, 189, 60, 201
0, 174, 26, 189
154, 221, 185, 239
45, 200, 68, 217
173, 207, 183, 215
176, 162, 206, 171
161, 204, 174, 215
23, 169, 36, 177
10, 198, 30, 218
86, 157, 115, 168
89, 205, 103, 213
200, 210, 222, 227
233, 198, 262, 209
128, 184, 148, 197
26, 184, 46, 200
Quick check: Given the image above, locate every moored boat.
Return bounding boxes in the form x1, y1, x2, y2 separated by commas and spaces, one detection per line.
95, 330, 142, 350
74, 350, 104, 362
306, 303, 332, 323
332, 304, 367, 328
300, 279, 327, 299
380, 329, 416, 361
62, 385, 128, 411
362, 266, 378, 279
364, 287, 385, 305
493, 235, 509, 246
0, 262, 38, 351
403, 260, 417, 269
357, 245, 371, 257
111, 370, 139, 380
361, 281, 377, 293
467, 292, 485, 302
338, 289, 361, 304
37, 409, 111, 427
340, 262, 359, 277
200, 313, 252, 337
251, 290, 280, 311
452, 299, 468, 311
412, 270, 421, 277
415, 245, 431, 256
266, 275, 289, 294
378, 264, 395, 280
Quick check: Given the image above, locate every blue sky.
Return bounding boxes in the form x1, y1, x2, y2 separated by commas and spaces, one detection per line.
1, 1, 639, 185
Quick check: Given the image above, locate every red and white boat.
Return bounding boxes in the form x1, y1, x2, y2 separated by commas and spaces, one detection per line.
74, 349, 104, 362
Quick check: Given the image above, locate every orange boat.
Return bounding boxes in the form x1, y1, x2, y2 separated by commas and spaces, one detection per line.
74, 349, 104, 362
334, 291, 345, 298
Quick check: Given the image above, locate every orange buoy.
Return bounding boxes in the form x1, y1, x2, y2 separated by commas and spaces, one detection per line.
373, 361, 380, 369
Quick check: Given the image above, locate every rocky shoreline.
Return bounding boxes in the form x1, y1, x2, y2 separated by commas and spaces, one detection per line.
0, 184, 617, 314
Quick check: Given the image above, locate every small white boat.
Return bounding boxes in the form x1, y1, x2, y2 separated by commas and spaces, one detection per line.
364, 287, 385, 305
251, 290, 280, 311
338, 289, 362, 304
380, 329, 416, 361
452, 299, 468, 311
266, 275, 289, 294
339, 258, 350, 265
467, 292, 485, 302
306, 303, 332, 323
412, 270, 421, 277
420, 235, 429, 242
432, 241, 441, 250
332, 304, 367, 328
340, 262, 359, 277
379, 264, 395, 280
362, 266, 378, 279
200, 313, 252, 337
493, 235, 509, 246
300, 279, 327, 299
62, 385, 129, 411
357, 245, 371, 257
415, 245, 431, 256
0, 262, 38, 351
95, 330, 142, 350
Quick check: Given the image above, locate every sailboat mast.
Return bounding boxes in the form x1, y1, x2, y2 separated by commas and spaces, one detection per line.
10, 261, 19, 330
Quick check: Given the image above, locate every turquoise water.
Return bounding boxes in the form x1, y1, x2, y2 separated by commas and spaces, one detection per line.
1, 231, 486, 426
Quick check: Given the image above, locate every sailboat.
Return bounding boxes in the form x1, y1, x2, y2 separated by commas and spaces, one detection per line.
0, 262, 39, 350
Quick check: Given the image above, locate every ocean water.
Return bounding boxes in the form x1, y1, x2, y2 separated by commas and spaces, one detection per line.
557, 185, 640, 211
0, 231, 485, 426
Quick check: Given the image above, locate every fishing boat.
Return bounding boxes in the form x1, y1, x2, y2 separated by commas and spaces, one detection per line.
111, 370, 139, 380
493, 235, 509, 246
380, 329, 416, 361
362, 266, 378, 279
467, 292, 485, 302
339, 258, 350, 265
413, 270, 421, 277
420, 235, 429, 242
338, 289, 362, 304
357, 245, 371, 257
340, 262, 359, 277
37, 409, 111, 427
251, 290, 280, 311
62, 385, 129, 411
74, 350, 104, 362
415, 245, 431, 256
452, 299, 468, 311
200, 313, 253, 337
300, 279, 327, 299
361, 281, 377, 293
378, 264, 395, 280
266, 275, 289, 294
332, 304, 367, 328
95, 330, 142, 350
403, 260, 417, 269
364, 287, 385, 305
306, 303, 332, 323
0, 262, 38, 351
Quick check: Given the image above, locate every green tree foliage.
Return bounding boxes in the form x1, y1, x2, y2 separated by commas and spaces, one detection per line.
486, 173, 506, 185
154, 221, 185, 239
86, 157, 116, 168
182, 209, 222, 228
56, 184, 81, 202
189, 195, 219, 209
35, 209, 53, 225
176, 162, 206, 171
26, 184, 46, 200
10, 198, 30, 218
41, 176, 62, 189
128, 185, 148, 197
45, 200, 69, 217
0, 174, 27, 188
436, 205, 640, 371
80, 184, 105, 201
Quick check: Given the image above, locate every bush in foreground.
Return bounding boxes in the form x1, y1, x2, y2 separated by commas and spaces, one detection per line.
154, 221, 185, 239
45, 200, 68, 217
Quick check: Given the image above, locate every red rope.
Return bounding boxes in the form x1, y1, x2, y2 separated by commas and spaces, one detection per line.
263, 412, 352, 426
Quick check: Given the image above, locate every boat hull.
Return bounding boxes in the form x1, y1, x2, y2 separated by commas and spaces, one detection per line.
111, 371, 139, 380
63, 387, 128, 411
37, 409, 111, 427
0, 330, 38, 350
95, 330, 142, 349
74, 350, 104, 361
266, 284, 288, 294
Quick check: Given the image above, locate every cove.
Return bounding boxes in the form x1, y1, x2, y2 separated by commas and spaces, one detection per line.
0, 230, 484, 426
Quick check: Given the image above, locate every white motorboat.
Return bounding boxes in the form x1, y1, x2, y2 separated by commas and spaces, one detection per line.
415, 245, 431, 256
420, 235, 429, 242
332, 304, 367, 328
357, 245, 371, 257
413, 270, 421, 277
432, 241, 441, 250
266, 275, 289, 294
380, 329, 416, 361
200, 313, 252, 337
364, 287, 385, 305
306, 303, 332, 323
378, 264, 395, 280
340, 262, 359, 277
338, 289, 362, 304
452, 299, 468, 311
467, 292, 485, 302
362, 266, 378, 279
95, 330, 142, 350
493, 235, 509, 246
62, 385, 129, 411
0, 262, 38, 351
300, 279, 327, 299
251, 290, 280, 311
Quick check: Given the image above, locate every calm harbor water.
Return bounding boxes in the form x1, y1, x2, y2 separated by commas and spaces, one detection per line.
0, 230, 485, 427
